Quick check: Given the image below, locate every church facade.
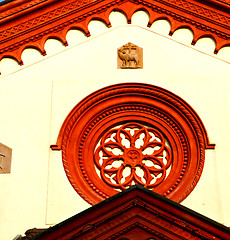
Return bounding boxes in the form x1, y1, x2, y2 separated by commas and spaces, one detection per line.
0, 0, 230, 239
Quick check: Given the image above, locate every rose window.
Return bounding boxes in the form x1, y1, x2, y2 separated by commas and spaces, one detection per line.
94, 123, 172, 190
52, 83, 214, 205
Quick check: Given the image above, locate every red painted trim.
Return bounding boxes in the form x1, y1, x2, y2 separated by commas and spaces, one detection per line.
31, 186, 230, 240
202, 0, 230, 9
0, 0, 230, 65
0, 0, 61, 24
52, 83, 214, 205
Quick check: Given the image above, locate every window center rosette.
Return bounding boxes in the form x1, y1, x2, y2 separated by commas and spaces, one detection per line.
94, 123, 172, 190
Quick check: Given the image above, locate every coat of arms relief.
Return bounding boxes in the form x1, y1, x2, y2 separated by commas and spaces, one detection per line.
117, 42, 143, 69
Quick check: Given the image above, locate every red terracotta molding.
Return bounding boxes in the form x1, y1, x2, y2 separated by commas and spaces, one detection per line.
0, 0, 60, 24
29, 186, 230, 240
196, 0, 230, 10
0, 0, 31, 12
51, 83, 215, 205
0, 0, 230, 66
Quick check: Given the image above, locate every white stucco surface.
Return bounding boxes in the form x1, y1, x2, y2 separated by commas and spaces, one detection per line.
0, 12, 230, 239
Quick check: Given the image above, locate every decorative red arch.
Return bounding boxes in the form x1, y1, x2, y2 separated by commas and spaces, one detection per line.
51, 83, 215, 205
0, 0, 230, 66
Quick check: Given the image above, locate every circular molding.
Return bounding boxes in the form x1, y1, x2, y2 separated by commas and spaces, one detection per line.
52, 83, 214, 205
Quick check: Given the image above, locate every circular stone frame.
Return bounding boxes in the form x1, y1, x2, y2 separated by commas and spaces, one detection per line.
52, 83, 214, 205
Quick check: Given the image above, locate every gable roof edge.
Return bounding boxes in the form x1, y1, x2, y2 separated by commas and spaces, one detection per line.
30, 185, 230, 240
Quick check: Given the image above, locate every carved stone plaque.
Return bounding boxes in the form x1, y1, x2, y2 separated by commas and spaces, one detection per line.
0, 142, 12, 174
117, 42, 143, 69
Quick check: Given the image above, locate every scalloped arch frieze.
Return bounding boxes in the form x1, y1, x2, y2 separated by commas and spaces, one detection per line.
0, 0, 230, 65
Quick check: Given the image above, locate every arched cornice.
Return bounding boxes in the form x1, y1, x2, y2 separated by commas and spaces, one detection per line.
53, 83, 214, 151
0, 0, 230, 65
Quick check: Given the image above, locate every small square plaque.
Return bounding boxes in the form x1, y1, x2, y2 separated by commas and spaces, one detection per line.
0, 142, 12, 174
117, 42, 143, 69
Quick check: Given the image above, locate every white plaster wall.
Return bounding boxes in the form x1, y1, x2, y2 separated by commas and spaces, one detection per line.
0, 11, 230, 239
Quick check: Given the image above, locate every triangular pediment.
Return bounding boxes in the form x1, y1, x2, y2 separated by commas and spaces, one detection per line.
0, 0, 229, 65
27, 185, 230, 240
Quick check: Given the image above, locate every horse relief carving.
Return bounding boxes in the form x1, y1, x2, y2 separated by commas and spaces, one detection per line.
117, 42, 143, 69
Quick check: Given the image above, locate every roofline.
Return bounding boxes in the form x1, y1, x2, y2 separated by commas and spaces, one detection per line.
31, 185, 230, 239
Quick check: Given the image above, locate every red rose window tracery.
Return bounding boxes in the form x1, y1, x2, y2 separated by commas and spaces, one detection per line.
94, 123, 172, 190
52, 83, 215, 205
